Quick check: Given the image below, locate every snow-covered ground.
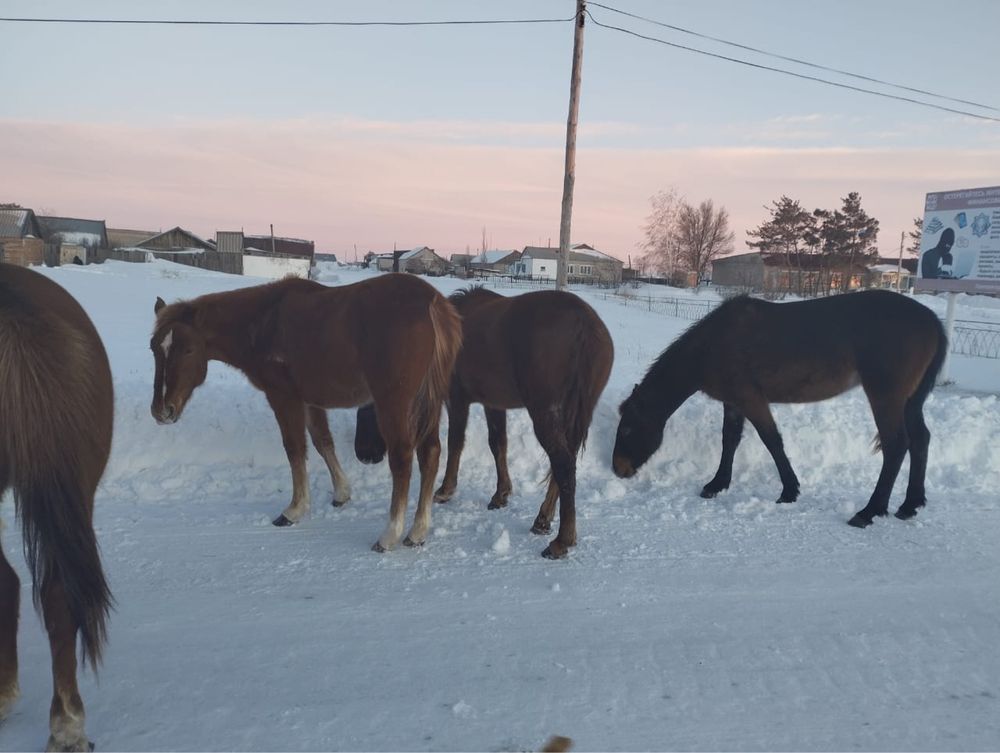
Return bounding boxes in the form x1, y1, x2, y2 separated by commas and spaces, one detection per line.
2, 260, 999, 752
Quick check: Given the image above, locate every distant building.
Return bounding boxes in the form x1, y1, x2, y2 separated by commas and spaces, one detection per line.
37, 215, 110, 264
0, 206, 44, 266
375, 246, 449, 275
514, 244, 623, 284
467, 249, 521, 276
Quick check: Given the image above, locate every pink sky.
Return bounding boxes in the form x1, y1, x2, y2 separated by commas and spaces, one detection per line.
4, 118, 997, 261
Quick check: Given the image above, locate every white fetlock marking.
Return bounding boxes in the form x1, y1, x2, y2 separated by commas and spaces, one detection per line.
377, 518, 405, 551
47, 704, 86, 752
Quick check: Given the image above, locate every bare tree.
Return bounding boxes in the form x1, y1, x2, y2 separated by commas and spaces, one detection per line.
675, 199, 734, 282
637, 188, 682, 277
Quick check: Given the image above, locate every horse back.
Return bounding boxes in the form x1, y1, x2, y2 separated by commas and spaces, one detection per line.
699, 291, 942, 404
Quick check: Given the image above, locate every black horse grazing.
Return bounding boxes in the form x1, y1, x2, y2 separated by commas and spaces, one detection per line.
357, 288, 614, 559
612, 290, 947, 528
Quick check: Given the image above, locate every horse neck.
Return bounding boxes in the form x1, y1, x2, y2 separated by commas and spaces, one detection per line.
193, 286, 283, 369
640, 338, 702, 421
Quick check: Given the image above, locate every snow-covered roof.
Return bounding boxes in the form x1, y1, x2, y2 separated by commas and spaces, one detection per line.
471, 249, 517, 264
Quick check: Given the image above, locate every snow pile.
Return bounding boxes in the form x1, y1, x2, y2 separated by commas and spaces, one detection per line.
1, 260, 998, 752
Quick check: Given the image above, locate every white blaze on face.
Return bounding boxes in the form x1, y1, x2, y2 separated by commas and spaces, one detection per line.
160, 328, 174, 358
160, 328, 173, 402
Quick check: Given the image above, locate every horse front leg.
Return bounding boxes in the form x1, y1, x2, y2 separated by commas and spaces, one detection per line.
0, 538, 19, 721
849, 396, 908, 528
485, 408, 512, 509
701, 403, 745, 498
433, 396, 469, 504
265, 391, 310, 527
40, 575, 89, 753
742, 401, 800, 504
306, 406, 351, 508
404, 430, 442, 547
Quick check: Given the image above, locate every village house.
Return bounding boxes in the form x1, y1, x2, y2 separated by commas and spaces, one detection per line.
375, 246, 449, 275
37, 215, 110, 265
0, 206, 45, 266
514, 244, 623, 284
467, 249, 521, 276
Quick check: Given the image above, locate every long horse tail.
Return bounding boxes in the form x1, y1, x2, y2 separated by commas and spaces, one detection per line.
0, 300, 114, 672
910, 314, 948, 409
412, 292, 463, 444
562, 309, 615, 455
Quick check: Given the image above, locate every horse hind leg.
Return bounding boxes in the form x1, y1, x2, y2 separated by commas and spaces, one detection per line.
0, 534, 19, 720
433, 395, 469, 504
701, 404, 745, 498
849, 396, 909, 528
485, 408, 512, 509
41, 574, 90, 752
403, 430, 442, 547
530, 415, 578, 559
531, 477, 559, 536
372, 405, 415, 552
306, 406, 351, 508
896, 401, 930, 521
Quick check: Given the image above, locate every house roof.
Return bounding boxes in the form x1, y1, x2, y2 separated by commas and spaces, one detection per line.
37, 215, 109, 248
138, 226, 214, 251
522, 246, 620, 264
108, 228, 158, 248
0, 208, 42, 238
471, 249, 519, 265
243, 234, 315, 258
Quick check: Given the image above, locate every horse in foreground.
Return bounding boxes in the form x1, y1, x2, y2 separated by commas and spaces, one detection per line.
357, 288, 613, 558
1, 264, 114, 752
612, 290, 947, 528
150, 273, 461, 552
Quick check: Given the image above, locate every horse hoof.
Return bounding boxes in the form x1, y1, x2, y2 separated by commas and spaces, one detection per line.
776, 494, 798, 504
700, 487, 718, 499
44, 736, 94, 752
371, 541, 387, 553
541, 543, 568, 560
272, 514, 295, 527
895, 506, 921, 521
847, 514, 873, 529
433, 489, 453, 504
531, 521, 551, 535
331, 497, 350, 509
403, 536, 424, 548
487, 497, 509, 510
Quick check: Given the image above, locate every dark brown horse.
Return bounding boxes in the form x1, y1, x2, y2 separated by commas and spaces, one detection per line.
357, 288, 614, 558
150, 273, 462, 551
612, 290, 947, 528
1, 264, 114, 752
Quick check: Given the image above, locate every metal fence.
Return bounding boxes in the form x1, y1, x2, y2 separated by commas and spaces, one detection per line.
950, 321, 1000, 359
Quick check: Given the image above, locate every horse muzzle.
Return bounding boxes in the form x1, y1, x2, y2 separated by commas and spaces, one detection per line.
152, 402, 180, 425
612, 454, 636, 479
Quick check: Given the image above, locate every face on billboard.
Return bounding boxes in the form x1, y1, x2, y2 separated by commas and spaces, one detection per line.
916, 186, 1000, 294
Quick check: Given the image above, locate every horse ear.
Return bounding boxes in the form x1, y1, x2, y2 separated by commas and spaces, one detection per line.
154, 296, 166, 314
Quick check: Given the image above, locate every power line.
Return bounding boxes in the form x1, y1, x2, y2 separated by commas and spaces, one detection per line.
589, 1, 998, 113
585, 10, 1000, 123
0, 15, 574, 27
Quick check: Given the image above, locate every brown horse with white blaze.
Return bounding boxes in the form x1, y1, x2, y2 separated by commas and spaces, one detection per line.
612, 290, 947, 528
1, 264, 114, 752
357, 287, 614, 558
150, 273, 462, 552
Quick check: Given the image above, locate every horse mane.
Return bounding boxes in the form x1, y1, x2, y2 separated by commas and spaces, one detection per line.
449, 286, 501, 306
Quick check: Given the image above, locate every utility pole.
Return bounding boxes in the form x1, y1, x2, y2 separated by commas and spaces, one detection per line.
557, 0, 586, 290
895, 230, 905, 292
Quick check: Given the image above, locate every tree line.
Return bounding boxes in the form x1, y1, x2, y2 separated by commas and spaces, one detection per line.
637, 189, 924, 296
